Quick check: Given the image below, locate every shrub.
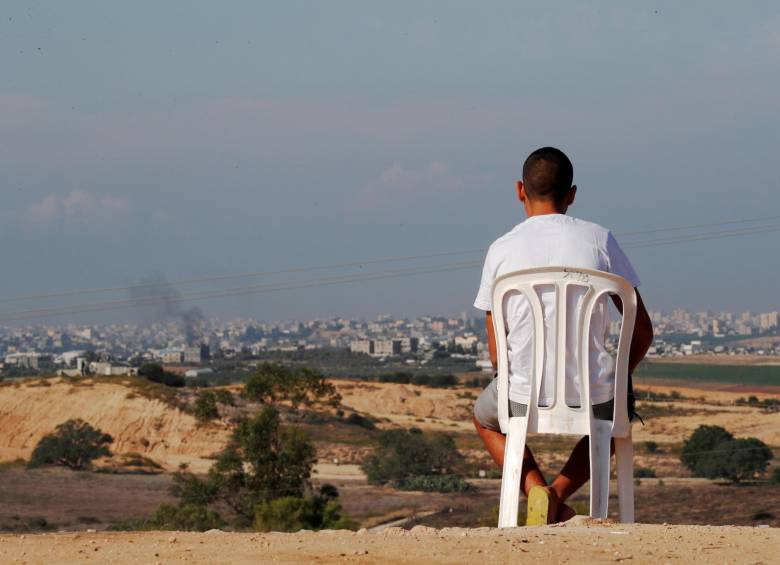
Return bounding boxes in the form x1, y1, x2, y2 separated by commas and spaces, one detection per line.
644, 441, 660, 454
110, 503, 224, 531
771, 467, 780, 485
28, 419, 112, 470
681, 425, 773, 483
138, 363, 185, 388
254, 486, 355, 532
345, 413, 376, 430
361, 428, 462, 485
393, 474, 473, 492
243, 363, 340, 409
634, 467, 656, 478
214, 389, 235, 406
194, 391, 220, 423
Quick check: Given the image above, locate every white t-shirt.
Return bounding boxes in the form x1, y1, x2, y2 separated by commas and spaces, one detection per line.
473, 214, 640, 406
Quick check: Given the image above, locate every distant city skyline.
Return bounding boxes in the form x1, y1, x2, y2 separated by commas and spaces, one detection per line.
2, 2, 780, 322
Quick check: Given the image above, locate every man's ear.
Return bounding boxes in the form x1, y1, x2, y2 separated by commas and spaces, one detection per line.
516, 181, 526, 203
565, 185, 577, 206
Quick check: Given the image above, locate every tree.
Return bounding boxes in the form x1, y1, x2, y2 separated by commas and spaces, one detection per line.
361, 428, 463, 485
138, 362, 185, 387
681, 425, 773, 483
242, 363, 341, 409
174, 405, 318, 526
28, 419, 112, 470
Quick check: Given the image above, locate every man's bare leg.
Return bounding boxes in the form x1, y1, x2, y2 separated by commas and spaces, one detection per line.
473, 416, 547, 495
549, 435, 618, 522
473, 415, 575, 525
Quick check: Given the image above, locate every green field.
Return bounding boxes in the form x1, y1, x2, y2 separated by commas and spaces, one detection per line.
635, 362, 780, 387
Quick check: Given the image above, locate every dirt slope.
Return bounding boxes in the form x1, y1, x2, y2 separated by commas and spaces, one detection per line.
0, 378, 229, 471
0, 521, 777, 564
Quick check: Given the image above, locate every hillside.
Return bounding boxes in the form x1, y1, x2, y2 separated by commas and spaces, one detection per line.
0, 377, 229, 471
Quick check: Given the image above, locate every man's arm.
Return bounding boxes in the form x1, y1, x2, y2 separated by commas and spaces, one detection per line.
611, 289, 654, 375
485, 312, 498, 371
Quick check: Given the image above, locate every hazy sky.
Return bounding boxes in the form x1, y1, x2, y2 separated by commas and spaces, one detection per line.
2, 1, 779, 324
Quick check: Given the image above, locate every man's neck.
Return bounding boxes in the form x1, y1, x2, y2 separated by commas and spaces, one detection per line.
524, 201, 567, 218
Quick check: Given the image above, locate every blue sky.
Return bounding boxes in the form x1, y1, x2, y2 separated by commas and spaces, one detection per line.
1, 1, 779, 323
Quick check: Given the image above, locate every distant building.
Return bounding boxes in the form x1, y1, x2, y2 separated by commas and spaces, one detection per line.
350, 339, 374, 355
185, 368, 214, 378
90, 362, 138, 376
183, 344, 210, 364
373, 339, 401, 357
158, 348, 184, 364
4, 352, 42, 370
759, 312, 779, 330
398, 337, 419, 354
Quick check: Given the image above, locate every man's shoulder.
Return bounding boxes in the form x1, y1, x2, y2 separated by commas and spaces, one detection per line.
487, 216, 612, 249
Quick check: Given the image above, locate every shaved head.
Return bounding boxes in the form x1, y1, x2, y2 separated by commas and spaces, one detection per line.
522, 147, 574, 202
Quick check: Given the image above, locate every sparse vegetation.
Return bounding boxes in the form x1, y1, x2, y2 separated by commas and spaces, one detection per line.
110, 503, 224, 532
644, 440, 660, 454
634, 467, 657, 478
138, 363, 185, 388
393, 474, 473, 492
362, 428, 465, 491
344, 413, 376, 430
681, 425, 773, 483
254, 485, 355, 532
242, 363, 341, 409
193, 391, 220, 423
141, 404, 355, 532
28, 419, 112, 471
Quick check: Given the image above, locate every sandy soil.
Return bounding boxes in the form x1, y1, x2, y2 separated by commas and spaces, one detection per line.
0, 521, 777, 564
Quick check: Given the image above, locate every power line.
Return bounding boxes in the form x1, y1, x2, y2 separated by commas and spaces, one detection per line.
2, 219, 779, 323
1, 214, 778, 306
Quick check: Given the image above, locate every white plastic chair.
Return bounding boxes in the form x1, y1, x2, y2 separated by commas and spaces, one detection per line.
492, 266, 637, 527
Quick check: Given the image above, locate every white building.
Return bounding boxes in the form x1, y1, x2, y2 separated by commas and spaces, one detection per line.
350, 339, 374, 355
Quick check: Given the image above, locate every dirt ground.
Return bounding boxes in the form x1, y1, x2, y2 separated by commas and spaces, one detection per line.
0, 520, 778, 564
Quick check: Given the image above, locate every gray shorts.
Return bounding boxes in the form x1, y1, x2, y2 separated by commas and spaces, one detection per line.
473, 377, 617, 432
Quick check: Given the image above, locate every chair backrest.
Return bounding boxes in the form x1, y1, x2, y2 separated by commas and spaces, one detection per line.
491, 266, 637, 438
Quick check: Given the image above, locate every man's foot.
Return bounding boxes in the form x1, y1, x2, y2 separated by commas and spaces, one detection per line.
526, 485, 560, 525
556, 503, 577, 523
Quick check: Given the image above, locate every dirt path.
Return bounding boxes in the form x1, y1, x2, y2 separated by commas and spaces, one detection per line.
1, 521, 777, 564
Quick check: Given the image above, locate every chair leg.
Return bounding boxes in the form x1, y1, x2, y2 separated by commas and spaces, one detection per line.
588, 420, 612, 519
614, 434, 635, 523
498, 417, 528, 528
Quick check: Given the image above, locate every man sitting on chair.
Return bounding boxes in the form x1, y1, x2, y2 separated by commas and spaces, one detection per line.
472, 147, 654, 524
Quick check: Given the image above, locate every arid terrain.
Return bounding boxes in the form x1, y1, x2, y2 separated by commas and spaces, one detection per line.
0, 520, 778, 564
0, 371, 777, 563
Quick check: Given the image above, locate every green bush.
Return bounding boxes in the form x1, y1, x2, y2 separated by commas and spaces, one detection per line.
214, 389, 235, 406
28, 419, 112, 470
771, 467, 780, 484
110, 503, 224, 531
345, 413, 376, 430
634, 467, 656, 478
393, 474, 473, 492
194, 391, 220, 423
681, 425, 773, 483
138, 363, 185, 388
361, 428, 462, 485
254, 486, 355, 532
644, 441, 660, 454
242, 363, 340, 409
